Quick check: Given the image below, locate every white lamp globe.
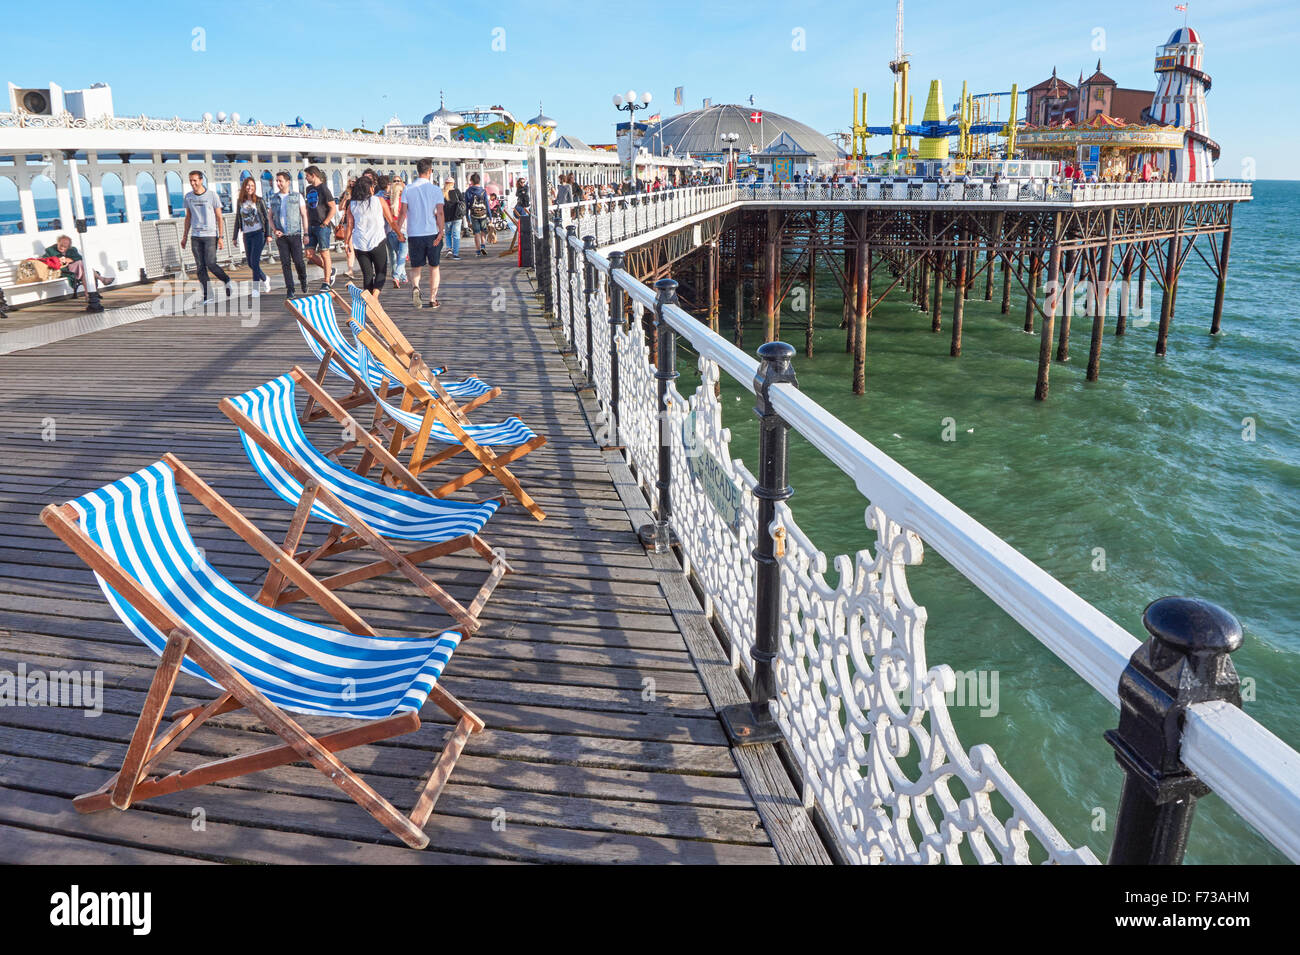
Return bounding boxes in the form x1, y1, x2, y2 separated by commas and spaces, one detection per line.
625, 90, 637, 104
216, 111, 227, 123
612, 94, 623, 107
230, 112, 240, 124
641, 91, 653, 104
202, 111, 213, 122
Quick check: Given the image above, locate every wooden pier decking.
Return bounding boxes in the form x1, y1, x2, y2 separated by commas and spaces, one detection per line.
0, 255, 827, 864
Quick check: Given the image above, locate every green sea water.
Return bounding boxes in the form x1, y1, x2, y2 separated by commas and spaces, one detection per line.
684, 180, 1299, 864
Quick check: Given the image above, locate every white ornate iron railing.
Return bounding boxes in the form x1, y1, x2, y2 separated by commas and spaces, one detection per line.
541, 212, 1300, 867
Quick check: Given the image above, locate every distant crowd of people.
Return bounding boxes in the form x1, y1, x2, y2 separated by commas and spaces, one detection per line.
178, 159, 532, 307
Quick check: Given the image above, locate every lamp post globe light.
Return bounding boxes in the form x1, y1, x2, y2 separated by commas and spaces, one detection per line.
720, 132, 740, 182
613, 89, 652, 187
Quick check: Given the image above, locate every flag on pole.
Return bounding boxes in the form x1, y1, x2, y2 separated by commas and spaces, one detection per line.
647, 113, 660, 123
703, 98, 712, 108
749, 111, 763, 123
1174, 3, 1186, 10
748, 95, 755, 106
674, 87, 683, 106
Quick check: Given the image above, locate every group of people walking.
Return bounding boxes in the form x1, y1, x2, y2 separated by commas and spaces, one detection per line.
180, 159, 526, 308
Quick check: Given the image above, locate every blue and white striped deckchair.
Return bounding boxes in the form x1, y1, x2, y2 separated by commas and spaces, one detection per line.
337, 283, 501, 423
286, 291, 492, 420
351, 321, 549, 520
41, 454, 483, 850
221, 368, 511, 633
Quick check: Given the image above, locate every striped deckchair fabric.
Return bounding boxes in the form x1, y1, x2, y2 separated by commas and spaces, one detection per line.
221, 370, 511, 632
351, 321, 549, 520
229, 373, 502, 540
41, 454, 483, 850
66, 459, 459, 719
288, 291, 491, 405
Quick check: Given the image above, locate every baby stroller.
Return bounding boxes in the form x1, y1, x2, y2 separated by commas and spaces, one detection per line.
488, 195, 511, 233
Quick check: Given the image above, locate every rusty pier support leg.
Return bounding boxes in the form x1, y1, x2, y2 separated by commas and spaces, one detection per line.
951, 227, 967, 358
1036, 241, 1063, 401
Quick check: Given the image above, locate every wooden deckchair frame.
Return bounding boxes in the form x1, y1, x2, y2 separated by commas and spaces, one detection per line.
331, 285, 501, 425
285, 295, 403, 423
355, 325, 549, 521
220, 367, 511, 635
40, 453, 483, 850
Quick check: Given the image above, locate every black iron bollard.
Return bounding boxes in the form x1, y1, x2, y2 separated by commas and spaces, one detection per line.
607, 250, 627, 448
562, 224, 577, 354
1105, 596, 1244, 865
720, 340, 798, 746
582, 235, 597, 388
637, 279, 679, 554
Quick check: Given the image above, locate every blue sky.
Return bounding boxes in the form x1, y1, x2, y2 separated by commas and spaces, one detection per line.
3, 0, 1294, 179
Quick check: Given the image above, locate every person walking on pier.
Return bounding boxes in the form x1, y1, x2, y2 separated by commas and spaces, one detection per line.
232, 177, 272, 296
180, 170, 232, 305
268, 171, 308, 297
443, 176, 464, 260
397, 157, 445, 308
344, 175, 401, 296
385, 177, 409, 287
463, 172, 490, 257
302, 166, 337, 289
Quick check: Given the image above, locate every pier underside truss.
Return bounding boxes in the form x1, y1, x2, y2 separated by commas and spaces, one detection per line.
622, 199, 1238, 399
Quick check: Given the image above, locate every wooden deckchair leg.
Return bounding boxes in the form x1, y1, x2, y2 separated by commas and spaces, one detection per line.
257, 481, 319, 605
467, 560, 508, 621
301, 353, 332, 423
182, 638, 433, 850
409, 685, 483, 828
112, 630, 189, 810
409, 717, 474, 829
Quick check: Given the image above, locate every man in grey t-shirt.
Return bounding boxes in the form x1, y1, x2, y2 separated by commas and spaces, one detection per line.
180, 170, 232, 304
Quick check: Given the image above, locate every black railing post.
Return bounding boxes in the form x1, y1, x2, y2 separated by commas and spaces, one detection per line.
1105, 596, 1244, 865
581, 234, 597, 389
562, 224, 577, 354
720, 340, 797, 746
606, 250, 626, 449
549, 210, 564, 329
637, 279, 679, 554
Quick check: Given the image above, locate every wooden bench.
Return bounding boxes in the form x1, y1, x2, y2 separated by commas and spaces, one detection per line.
0, 259, 73, 316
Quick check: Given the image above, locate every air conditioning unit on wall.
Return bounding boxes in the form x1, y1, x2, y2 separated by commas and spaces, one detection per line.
7, 82, 64, 116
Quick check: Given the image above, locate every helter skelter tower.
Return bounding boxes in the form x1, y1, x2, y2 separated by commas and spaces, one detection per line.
1148, 27, 1218, 181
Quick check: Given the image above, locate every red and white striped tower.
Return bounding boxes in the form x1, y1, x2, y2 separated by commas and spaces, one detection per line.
1149, 27, 1217, 181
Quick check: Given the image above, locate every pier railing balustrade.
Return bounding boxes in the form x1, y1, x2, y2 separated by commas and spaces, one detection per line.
0, 110, 614, 164
542, 197, 1297, 867
546, 180, 1253, 250
730, 179, 1252, 204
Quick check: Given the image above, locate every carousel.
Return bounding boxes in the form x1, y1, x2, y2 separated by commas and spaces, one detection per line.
1017, 114, 1186, 179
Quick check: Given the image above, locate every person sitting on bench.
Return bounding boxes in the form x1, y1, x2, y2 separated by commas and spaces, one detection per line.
43, 235, 113, 295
